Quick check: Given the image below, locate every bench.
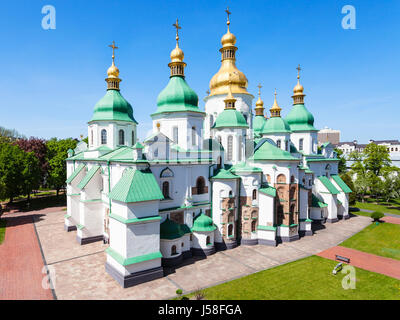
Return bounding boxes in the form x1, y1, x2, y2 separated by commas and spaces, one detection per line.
335, 255, 350, 263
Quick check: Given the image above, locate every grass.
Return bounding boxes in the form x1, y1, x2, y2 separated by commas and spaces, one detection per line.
177, 256, 400, 300
0, 219, 6, 244
340, 223, 400, 261
354, 199, 400, 216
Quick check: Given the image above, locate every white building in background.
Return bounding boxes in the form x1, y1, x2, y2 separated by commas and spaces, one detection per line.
65, 14, 352, 288
318, 127, 341, 146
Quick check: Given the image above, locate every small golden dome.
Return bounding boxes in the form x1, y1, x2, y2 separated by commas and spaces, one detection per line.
293, 81, 304, 95
270, 90, 282, 117
170, 45, 184, 62
107, 62, 119, 79
256, 96, 264, 107
221, 30, 236, 47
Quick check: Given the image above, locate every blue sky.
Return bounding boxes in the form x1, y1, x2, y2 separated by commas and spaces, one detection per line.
1, 0, 399, 143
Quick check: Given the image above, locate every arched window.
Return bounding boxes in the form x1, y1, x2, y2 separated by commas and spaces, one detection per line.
217, 156, 222, 169
299, 138, 304, 151
251, 220, 257, 232
289, 205, 295, 224
252, 189, 257, 200
131, 130, 135, 144
227, 136, 233, 161
228, 212, 234, 223
228, 224, 233, 236
101, 129, 107, 145
162, 181, 170, 199
229, 190, 233, 197
209, 115, 214, 128
196, 176, 206, 194
266, 174, 271, 183
302, 177, 306, 185
171, 245, 177, 255
90, 130, 93, 146
206, 236, 211, 245
181, 242, 184, 247
277, 140, 281, 149
217, 136, 222, 145
290, 187, 296, 200
290, 175, 295, 184
118, 130, 125, 145
285, 140, 288, 151
192, 127, 196, 146
277, 174, 286, 184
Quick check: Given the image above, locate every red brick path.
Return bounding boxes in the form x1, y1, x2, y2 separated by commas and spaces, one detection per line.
0, 210, 55, 300
317, 246, 400, 280
382, 216, 400, 225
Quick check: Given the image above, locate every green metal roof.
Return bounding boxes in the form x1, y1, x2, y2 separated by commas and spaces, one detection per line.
259, 185, 276, 197
109, 168, 164, 203
284, 104, 317, 132
133, 142, 144, 149
191, 214, 216, 232
318, 176, 340, 195
160, 217, 186, 240
90, 89, 137, 123
331, 175, 352, 193
212, 108, 249, 129
211, 169, 239, 179
66, 163, 86, 184
311, 194, 328, 208
230, 162, 262, 174
261, 116, 291, 134
251, 141, 299, 161
153, 76, 202, 115
77, 165, 101, 189
253, 115, 267, 134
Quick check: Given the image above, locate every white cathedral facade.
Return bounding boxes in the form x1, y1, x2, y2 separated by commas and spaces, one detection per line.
65, 17, 352, 288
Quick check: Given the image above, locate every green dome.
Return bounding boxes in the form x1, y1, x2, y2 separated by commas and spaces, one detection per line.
160, 217, 186, 240
261, 116, 291, 134
213, 109, 249, 129
285, 104, 317, 132
253, 115, 267, 134
90, 89, 137, 123
154, 76, 200, 115
191, 214, 216, 232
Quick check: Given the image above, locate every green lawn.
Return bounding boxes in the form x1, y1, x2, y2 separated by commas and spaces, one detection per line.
354, 200, 400, 216
0, 219, 6, 244
340, 223, 400, 261
179, 256, 400, 300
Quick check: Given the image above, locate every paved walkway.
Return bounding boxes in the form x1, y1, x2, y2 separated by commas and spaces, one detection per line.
0, 210, 55, 300
317, 246, 400, 280
355, 208, 400, 219
382, 216, 400, 225
29, 208, 371, 299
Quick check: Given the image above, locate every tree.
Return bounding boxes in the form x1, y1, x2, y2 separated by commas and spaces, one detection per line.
46, 138, 77, 196
0, 143, 26, 202
380, 172, 400, 203
335, 148, 347, 174
21, 152, 41, 201
363, 143, 391, 176
0, 126, 25, 143
15, 137, 48, 186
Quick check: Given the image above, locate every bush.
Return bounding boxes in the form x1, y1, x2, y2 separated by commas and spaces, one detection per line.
371, 211, 384, 221
176, 289, 182, 295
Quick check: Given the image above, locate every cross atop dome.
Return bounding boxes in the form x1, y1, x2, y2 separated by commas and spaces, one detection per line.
172, 18, 181, 44
225, 7, 231, 29
108, 41, 118, 63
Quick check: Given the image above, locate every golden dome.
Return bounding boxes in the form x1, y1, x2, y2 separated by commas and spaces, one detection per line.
255, 96, 264, 107
170, 45, 184, 63
107, 62, 120, 79
208, 8, 251, 97
270, 90, 282, 117
221, 30, 236, 47
293, 81, 304, 95
292, 64, 305, 104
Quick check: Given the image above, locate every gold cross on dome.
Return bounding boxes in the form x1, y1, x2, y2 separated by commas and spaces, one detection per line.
257, 83, 262, 96
225, 7, 231, 23
173, 18, 181, 42
108, 41, 118, 62
296, 64, 301, 79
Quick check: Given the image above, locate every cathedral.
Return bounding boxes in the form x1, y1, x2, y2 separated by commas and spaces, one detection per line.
65, 12, 352, 288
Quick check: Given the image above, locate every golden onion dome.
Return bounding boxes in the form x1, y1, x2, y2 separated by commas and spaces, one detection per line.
255, 96, 264, 107
170, 45, 184, 63
107, 62, 119, 79
221, 30, 236, 47
293, 81, 304, 95
209, 68, 248, 96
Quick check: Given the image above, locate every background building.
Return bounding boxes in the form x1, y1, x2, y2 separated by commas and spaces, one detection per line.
318, 127, 341, 146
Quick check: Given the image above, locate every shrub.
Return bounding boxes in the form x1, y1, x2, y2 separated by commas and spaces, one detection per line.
176, 289, 182, 295
371, 211, 384, 221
